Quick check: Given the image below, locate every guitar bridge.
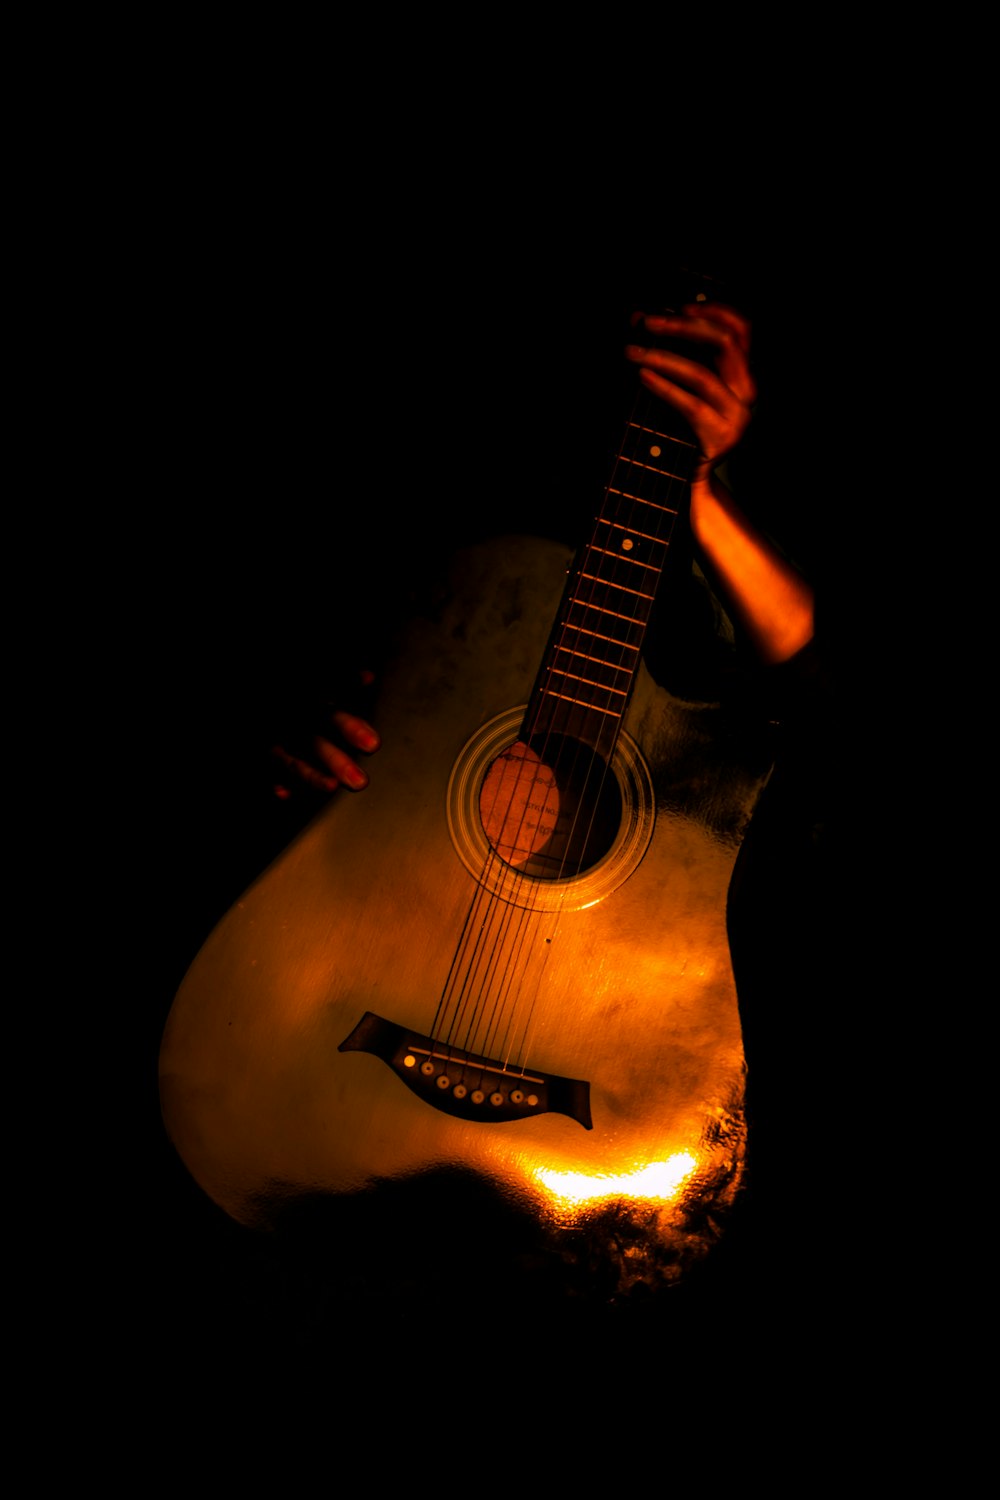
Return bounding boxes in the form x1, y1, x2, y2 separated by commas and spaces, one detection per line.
339, 1011, 592, 1130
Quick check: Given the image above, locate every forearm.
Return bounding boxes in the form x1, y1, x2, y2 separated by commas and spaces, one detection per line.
689, 470, 815, 666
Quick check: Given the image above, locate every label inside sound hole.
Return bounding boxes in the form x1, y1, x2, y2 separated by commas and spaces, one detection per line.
478, 735, 621, 880
479, 741, 558, 868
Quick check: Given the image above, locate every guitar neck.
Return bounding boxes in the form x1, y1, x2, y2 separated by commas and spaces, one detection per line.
522, 386, 698, 755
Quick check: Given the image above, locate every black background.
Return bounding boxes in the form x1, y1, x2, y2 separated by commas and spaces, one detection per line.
108, 153, 901, 1433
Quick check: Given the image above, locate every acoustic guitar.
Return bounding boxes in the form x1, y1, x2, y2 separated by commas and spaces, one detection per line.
159, 289, 772, 1300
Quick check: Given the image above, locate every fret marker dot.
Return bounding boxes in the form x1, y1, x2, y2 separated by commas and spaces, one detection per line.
622, 539, 633, 551
649, 445, 661, 457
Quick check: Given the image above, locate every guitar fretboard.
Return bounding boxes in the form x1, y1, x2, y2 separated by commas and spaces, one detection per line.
523, 391, 698, 753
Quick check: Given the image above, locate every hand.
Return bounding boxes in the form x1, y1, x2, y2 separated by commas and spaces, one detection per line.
627, 305, 814, 665
624, 302, 756, 480
270, 671, 381, 800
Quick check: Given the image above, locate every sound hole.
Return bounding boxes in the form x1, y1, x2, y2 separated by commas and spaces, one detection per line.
478, 735, 622, 879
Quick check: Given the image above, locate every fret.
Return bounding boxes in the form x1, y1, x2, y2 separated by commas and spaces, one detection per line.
567, 588, 654, 630
545, 677, 627, 714
592, 520, 671, 574
564, 597, 651, 632
548, 655, 632, 696
563, 602, 648, 649
605, 485, 680, 518
557, 621, 642, 656
590, 522, 668, 552
596, 518, 670, 549
573, 569, 656, 604
539, 690, 622, 720
619, 440, 694, 469
615, 422, 697, 503
554, 642, 636, 668
585, 544, 661, 577
612, 458, 689, 488
548, 678, 626, 705
521, 383, 692, 749
621, 419, 697, 464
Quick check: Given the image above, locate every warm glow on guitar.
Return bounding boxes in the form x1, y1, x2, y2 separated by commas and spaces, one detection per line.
533, 1152, 698, 1208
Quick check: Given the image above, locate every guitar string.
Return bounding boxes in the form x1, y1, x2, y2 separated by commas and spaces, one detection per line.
426, 393, 636, 1062
430, 381, 697, 1083
493, 390, 695, 1069
430, 385, 693, 1074
436, 396, 694, 1080
424, 402, 645, 1067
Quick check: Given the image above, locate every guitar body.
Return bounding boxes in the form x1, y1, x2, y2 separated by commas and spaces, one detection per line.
160, 534, 772, 1297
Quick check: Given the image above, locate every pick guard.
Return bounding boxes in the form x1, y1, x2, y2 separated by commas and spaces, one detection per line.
159, 536, 771, 1294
